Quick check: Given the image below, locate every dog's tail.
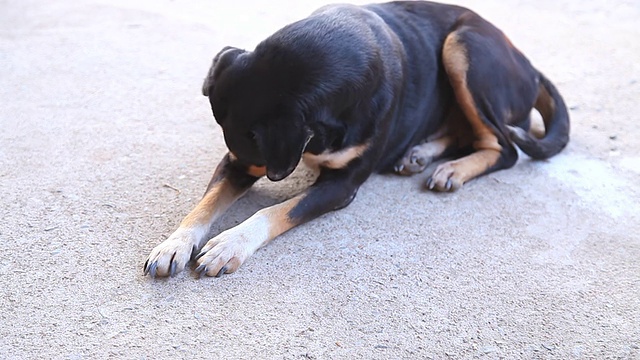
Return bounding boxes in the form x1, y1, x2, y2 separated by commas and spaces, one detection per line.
507, 72, 570, 159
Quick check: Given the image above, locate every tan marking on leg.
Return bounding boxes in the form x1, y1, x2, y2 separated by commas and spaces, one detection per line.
443, 32, 502, 153
144, 176, 248, 277
430, 150, 502, 191
181, 179, 244, 228
195, 194, 304, 276
145, 152, 266, 277
429, 32, 504, 191
302, 143, 369, 170
263, 194, 304, 239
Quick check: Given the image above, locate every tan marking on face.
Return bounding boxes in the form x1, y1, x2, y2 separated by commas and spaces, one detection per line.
302, 143, 369, 170
247, 165, 266, 178
443, 33, 502, 153
223, 153, 265, 177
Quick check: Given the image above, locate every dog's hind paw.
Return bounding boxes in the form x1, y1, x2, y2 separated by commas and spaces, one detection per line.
426, 161, 464, 192
394, 145, 434, 175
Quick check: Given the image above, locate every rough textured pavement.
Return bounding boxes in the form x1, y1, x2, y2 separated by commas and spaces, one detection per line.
1, 0, 639, 358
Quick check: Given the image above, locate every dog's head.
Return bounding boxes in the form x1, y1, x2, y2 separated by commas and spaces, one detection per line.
202, 46, 313, 181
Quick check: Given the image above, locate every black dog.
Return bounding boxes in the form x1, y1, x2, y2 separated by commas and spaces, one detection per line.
144, 1, 569, 278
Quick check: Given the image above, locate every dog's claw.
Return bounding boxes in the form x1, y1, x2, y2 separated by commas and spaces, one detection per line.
167, 253, 177, 277
394, 164, 404, 173
194, 251, 206, 260
169, 261, 177, 277
143, 259, 149, 275
426, 178, 435, 190
445, 179, 452, 191
195, 264, 207, 278
215, 266, 228, 278
148, 262, 158, 278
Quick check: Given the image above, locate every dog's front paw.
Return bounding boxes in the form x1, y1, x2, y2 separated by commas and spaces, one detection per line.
194, 229, 261, 278
144, 228, 199, 278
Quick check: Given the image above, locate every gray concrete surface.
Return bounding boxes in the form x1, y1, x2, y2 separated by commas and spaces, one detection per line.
1, 0, 639, 358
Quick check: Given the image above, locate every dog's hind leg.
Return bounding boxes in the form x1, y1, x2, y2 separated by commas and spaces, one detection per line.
427, 21, 538, 191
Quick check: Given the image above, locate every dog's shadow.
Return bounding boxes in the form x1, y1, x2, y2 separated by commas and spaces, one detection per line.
204, 165, 317, 240
202, 158, 454, 242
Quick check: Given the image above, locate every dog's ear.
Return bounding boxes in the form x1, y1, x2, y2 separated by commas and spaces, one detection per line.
262, 120, 313, 182
202, 46, 246, 97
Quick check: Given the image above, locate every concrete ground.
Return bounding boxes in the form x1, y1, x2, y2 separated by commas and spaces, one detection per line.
1, 0, 638, 358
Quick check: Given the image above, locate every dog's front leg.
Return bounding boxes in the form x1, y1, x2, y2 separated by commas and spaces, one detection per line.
144, 153, 263, 277
194, 169, 362, 277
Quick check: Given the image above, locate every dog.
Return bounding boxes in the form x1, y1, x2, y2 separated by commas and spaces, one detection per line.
144, 1, 569, 278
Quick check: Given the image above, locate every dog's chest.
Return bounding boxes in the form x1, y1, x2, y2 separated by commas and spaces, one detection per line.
302, 143, 368, 170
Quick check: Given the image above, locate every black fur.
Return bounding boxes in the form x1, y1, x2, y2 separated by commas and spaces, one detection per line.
144, 1, 571, 279
202, 0, 569, 214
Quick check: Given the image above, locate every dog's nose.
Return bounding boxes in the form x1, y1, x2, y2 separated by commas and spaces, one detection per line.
266, 167, 294, 182
266, 170, 287, 182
